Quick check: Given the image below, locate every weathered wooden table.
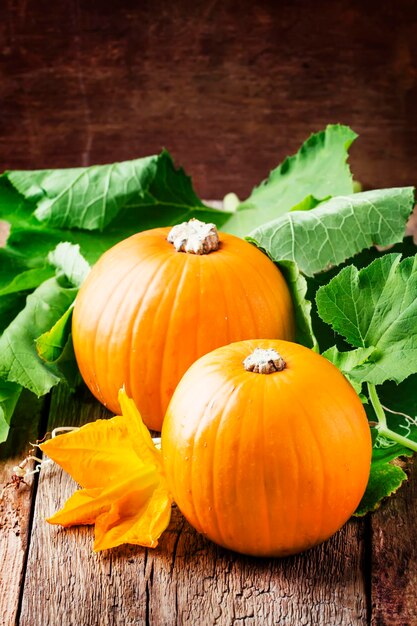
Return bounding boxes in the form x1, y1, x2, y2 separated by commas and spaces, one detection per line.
1, 384, 416, 626
2, 1, 417, 623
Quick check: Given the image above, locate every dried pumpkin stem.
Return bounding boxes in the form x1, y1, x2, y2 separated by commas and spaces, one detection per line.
167, 218, 219, 255
243, 348, 286, 374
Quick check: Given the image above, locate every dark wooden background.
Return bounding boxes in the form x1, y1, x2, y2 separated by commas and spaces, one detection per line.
1, 1, 417, 625
1, 0, 417, 198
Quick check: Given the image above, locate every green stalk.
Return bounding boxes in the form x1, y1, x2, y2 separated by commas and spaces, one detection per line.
367, 383, 387, 428
377, 426, 417, 452
367, 382, 417, 452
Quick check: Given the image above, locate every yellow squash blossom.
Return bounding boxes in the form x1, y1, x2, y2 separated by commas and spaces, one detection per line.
40, 390, 172, 551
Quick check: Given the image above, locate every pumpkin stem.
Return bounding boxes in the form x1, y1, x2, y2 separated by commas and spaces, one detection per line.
243, 348, 286, 374
167, 218, 220, 255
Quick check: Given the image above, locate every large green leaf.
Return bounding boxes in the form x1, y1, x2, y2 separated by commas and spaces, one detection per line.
301, 239, 417, 354
248, 188, 415, 276
316, 254, 417, 385
4, 151, 228, 231
0, 152, 231, 279
0, 243, 89, 403
0, 277, 78, 395
225, 125, 357, 236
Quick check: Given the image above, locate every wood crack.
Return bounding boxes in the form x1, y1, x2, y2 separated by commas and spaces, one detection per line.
15, 392, 51, 626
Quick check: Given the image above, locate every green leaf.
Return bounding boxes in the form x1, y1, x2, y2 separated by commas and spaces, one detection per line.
0, 381, 22, 442
301, 239, 417, 354
322, 345, 376, 394
0, 243, 53, 299
0, 244, 88, 396
224, 125, 357, 236
316, 254, 417, 385
248, 188, 415, 277
48, 242, 90, 287
52, 333, 80, 390
0, 277, 78, 395
4, 151, 228, 231
0, 243, 88, 341
0, 265, 54, 297
277, 261, 318, 349
0, 245, 55, 333
35, 293, 80, 392
0, 293, 29, 334
0, 153, 231, 272
36, 304, 74, 363
5, 223, 119, 267
246, 186, 414, 348
355, 438, 412, 516
37, 312, 80, 391
0, 248, 34, 290
0, 180, 36, 226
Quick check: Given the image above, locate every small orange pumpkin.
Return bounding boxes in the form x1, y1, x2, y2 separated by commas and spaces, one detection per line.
162, 339, 372, 557
72, 220, 294, 430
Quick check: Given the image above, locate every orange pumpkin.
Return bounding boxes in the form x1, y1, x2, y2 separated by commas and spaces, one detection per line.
72, 220, 294, 431
162, 339, 372, 557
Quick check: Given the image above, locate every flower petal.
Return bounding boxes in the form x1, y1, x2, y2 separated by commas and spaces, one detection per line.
47, 466, 158, 527
94, 483, 172, 551
40, 415, 141, 489
46, 487, 106, 526
118, 389, 162, 468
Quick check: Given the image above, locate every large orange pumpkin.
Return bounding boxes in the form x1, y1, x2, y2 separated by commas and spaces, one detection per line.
162, 339, 372, 557
72, 220, 294, 430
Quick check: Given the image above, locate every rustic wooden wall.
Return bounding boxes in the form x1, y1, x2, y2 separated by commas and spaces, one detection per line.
1, 0, 417, 199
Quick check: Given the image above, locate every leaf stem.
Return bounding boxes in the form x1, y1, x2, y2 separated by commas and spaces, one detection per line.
377, 426, 417, 452
367, 383, 387, 428
367, 382, 417, 452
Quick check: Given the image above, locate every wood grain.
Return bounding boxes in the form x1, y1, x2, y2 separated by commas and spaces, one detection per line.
1, 0, 417, 199
0, 393, 44, 626
19, 384, 368, 626
371, 460, 417, 626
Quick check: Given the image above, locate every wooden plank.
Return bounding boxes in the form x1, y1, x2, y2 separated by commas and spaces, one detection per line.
371, 459, 417, 625
0, 392, 44, 626
147, 510, 367, 626
19, 384, 368, 626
